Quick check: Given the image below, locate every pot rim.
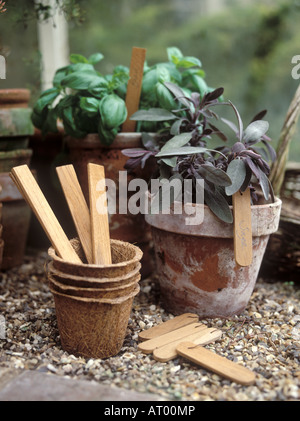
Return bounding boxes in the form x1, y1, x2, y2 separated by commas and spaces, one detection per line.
50, 283, 140, 304
48, 273, 140, 293
145, 196, 282, 238
66, 132, 157, 150
48, 238, 143, 268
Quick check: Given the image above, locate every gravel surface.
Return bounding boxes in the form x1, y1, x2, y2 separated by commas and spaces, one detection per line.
0, 249, 299, 401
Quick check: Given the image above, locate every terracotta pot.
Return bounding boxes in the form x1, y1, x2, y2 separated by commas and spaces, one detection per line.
51, 284, 140, 359
66, 132, 156, 278
0, 149, 32, 173
0, 172, 32, 269
0, 89, 30, 109
145, 197, 282, 318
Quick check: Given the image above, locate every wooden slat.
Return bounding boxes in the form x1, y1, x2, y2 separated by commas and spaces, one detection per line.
138, 323, 206, 354
122, 47, 146, 133
56, 165, 93, 264
138, 313, 199, 342
232, 188, 252, 266
88, 163, 112, 265
176, 341, 256, 385
10, 165, 81, 264
153, 328, 222, 362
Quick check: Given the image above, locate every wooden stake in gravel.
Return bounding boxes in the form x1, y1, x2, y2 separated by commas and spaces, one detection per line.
122, 47, 146, 133
88, 163, 112, 265
10, 165, 81, 264
56, 165, 93, 264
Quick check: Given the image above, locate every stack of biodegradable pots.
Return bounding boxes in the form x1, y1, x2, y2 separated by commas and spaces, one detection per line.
0, 89, 34, 269
47, 237, 143, 359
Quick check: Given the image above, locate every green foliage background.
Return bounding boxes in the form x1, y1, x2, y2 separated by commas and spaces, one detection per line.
0, 0, 300, 160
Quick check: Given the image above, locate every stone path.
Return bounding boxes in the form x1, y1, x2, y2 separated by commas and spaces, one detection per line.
0, 369, 162, 401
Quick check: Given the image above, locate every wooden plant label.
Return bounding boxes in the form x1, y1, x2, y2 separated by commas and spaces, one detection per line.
138, 323, 206, 354
56, 165, 93, 264
176, 341, 256, 386
88, 163, 112, 265
122, 47, 146, 132
153, 328, 223, 362
138, 313, 199, 342
10, 165, 81, 264
232, 188, 252, 266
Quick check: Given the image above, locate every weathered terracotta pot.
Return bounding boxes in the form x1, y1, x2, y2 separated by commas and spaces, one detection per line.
0, 172, 31, 269
66, 133, 156, 278
0, 89, 30, 109
145, 197, 282, 318
0, 149, 32, 173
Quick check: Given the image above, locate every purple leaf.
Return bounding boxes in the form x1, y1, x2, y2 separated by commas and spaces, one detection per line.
122, 148, 147, 158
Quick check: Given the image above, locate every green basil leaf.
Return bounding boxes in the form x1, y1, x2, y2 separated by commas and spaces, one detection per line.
167, 46, 183, 64
176, 56, 202, 68
33, 88, 60, 113
79, 97, 100, 116
88, 53, 104, 64
61, 69, 99, 90
70, 53, 89, 64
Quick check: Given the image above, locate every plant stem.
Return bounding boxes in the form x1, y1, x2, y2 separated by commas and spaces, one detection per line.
269, 84, 300, 196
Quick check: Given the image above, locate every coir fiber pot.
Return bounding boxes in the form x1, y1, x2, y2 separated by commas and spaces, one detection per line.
47, 260, 141, 289
66, 133, 155, 278
48, 273, 141, 299
50, 284, 140, 359
145, 197, 282, 318
48, 238, 143, 279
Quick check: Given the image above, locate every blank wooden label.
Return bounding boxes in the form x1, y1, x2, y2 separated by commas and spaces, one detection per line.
153, 328, 222, 362
177, 341, 256, 385
138, 313, 199, 342
88, 163, 112, 265
56, 165, 93, 264
232, 188, 252, 267
122, 47, 146, 132
138, 323, 205, 354
10, 165, 81, 264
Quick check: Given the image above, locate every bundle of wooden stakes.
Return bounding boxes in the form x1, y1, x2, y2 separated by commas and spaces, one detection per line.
10, 163, 112, 266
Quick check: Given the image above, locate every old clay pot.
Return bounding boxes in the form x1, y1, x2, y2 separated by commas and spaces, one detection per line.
66, 132, 156, 278
145, 197, 282, 318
